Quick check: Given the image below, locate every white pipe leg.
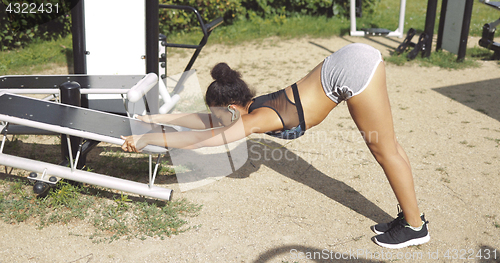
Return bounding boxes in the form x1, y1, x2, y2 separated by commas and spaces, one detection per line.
397, 0, 407, 38
350, 0, 406, 38
0, 153, 173, 201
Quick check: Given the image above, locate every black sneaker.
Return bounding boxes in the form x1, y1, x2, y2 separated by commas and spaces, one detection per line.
371, 207, 427, 235
371, 205, 404, 234
373, 216, 430, 249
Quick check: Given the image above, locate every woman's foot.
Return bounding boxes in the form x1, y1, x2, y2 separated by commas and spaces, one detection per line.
372, 215, 430, 249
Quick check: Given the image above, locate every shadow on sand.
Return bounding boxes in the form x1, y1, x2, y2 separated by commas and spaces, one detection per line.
432, 78, 500, 122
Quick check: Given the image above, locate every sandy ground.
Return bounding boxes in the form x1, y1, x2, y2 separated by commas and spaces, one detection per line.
1, 35, 500, 262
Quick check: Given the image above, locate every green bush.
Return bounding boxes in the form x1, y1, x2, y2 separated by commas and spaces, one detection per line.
159, 0, 244, 33
1, 0, 379, 50
241, 0, 342, 18
0, 0, 73, 51
159, 0, 378, 34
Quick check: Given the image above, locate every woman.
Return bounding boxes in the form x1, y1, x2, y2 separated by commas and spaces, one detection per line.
121, 43, 430, 249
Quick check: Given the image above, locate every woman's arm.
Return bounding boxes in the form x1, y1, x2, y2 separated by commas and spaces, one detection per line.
121, 115, 248, 152
137, 112, 219, 130
121, 110, 278, 152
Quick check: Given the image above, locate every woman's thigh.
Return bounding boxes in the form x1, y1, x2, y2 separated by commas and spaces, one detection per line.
346, 63, 398, 157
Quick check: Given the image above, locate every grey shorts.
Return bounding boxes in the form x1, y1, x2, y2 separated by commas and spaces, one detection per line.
320, 43, 383, 103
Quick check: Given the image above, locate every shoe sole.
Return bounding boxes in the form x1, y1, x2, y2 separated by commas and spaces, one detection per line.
373, 234, 430, 249
370, 225, 385, 235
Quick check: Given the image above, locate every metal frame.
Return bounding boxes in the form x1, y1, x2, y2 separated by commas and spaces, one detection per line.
0, 1, 223, 200
350, 0, 406, 38
436, 0, 475, 61
478, 0, 500, 58
0, 153, 172, 200
0, 75, 173, 201
159, 5, 223, 95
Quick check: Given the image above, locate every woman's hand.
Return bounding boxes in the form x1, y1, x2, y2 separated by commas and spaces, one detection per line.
121, 134, 148, 153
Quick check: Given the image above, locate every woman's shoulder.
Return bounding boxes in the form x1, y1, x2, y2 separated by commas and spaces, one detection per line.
242, 106, 284, 135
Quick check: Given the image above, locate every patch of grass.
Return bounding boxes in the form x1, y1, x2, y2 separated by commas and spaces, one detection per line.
484, 137, 500, 147
0, 35, 72, 75
485, 215, 500, 228
441, 177, 451, 183
459, 140, 476, 148
385, 49, 485, 69
0, 177, 201, 243
167, 0, 499, 46
1, 138, 201, 243
167, 14, 348, 50
435, 167, 448, 175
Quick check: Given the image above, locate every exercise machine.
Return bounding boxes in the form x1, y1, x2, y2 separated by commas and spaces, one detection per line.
158, 5, 223, 114
436, 0, 474, 61
395, 0, 438, 59
0, 74, 174, 200
397, 0, 474, 61
350, 0, 406, 38
478, 0, 500, 59
0, 0, 225, 199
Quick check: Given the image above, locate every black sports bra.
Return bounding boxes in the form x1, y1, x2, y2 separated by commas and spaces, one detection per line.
248, 83, 306, 140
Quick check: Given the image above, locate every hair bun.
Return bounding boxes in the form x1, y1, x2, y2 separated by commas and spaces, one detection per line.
211, 63, 241, 85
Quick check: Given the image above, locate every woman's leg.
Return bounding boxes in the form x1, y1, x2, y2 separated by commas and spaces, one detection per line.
346, 62, 422, 228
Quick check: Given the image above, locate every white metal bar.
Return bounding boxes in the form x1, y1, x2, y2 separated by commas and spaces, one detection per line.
350, 0, 358, 36
148, 154, 152, 188
0, 121, 6, 153
0, 153, 173, 200
350, 0, 406, 38
159, 94, 180, 114
127, 73, 158, 102
150, 154, 162, 188
158, 78, 182, 114
66, 136, 75, 171
73, 144, 83, 170
0, 114, 167, 154
121, 94, 131, 118
0, 89, 132, 94
41, 169, 47, 180
0, 134, 6, 153
397, 0, 407, 39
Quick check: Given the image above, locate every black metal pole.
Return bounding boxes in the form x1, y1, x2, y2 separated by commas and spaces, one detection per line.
436, 0, 447, 52
60, 82, 84, 169
71, 0, 86, 75
422, 0, 438, 58
145, 0, 159, 114
71, 0, 88, 109
458, 0, 474, 61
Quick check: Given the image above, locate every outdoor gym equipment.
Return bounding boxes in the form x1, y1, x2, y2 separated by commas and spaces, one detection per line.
395, 0, 438, 59
436, 0, 474, 61
0, 75, 174, 200
397, 0, 474, 61
0, 0, 223, 199
478, 0, 500, 59
350, 0, 406, 38
158, 5, 223, 114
